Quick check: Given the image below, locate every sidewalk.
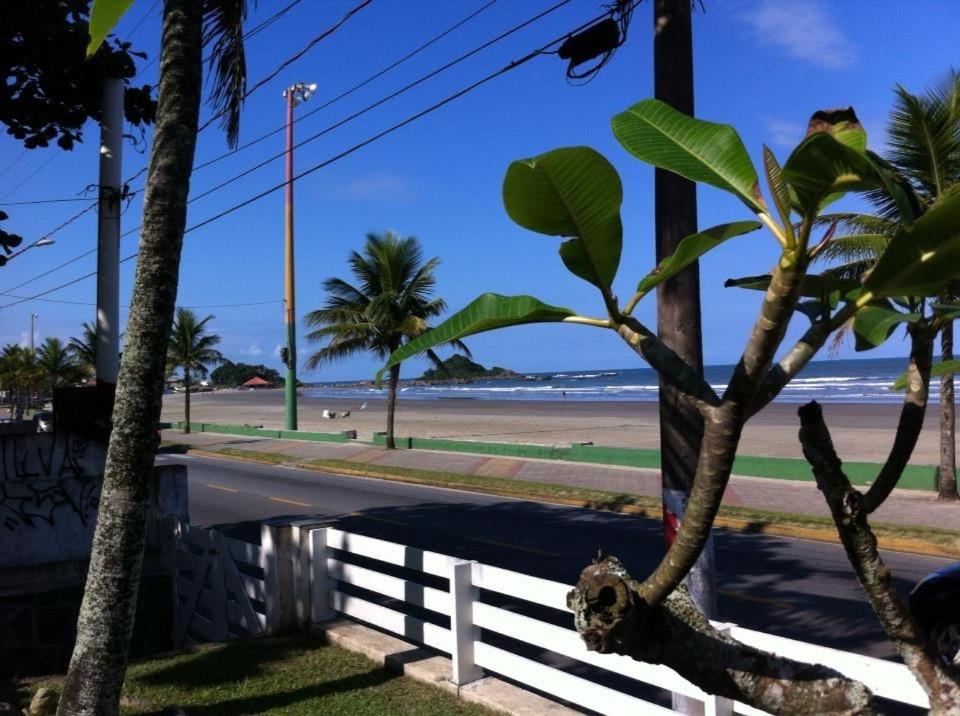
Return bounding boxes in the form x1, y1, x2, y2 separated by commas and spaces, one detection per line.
161, 429, 960, 534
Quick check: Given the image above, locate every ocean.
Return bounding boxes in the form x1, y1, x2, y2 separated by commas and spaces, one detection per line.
304, 356, 938, 405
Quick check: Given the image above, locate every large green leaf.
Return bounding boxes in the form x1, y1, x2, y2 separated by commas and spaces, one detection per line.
852, 301, 922, 352
892, 359, 960, 391
782, 133, 883, 214
932, 303, 960, 319
612, 99, 762, 212
724, 273, 861, 299
503, 147, 622, 290
87, 0, 135, 57
375, 294, 575, 384
865, 191, 960, 297
805, 108, 867, 153
637, 221, 761, 294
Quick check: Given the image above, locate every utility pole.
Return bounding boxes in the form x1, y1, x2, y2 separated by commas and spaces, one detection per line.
653, 0, 717, 621
96, 76, 124, 387
281, 81, 316, 431
30, 313, 37, 352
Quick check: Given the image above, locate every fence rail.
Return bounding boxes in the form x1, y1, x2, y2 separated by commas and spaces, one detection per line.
174, 522, 929, 714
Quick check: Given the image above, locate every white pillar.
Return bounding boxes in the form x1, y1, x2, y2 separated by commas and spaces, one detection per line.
96, 77, 124, 385
450, 559, 482, 686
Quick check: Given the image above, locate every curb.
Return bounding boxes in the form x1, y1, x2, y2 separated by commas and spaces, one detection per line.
177, 447, 960, 560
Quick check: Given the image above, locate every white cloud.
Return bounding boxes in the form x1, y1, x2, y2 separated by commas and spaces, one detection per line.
330, 172, 415, 203
740, 0, 855, 70
273, 343, 284, 358
241, 341, 264, 357
766, 118, 805, 149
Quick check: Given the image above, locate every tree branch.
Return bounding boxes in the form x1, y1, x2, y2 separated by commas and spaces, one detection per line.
568, 555, 876, 714
860, 325, 934, 512
614, 316, 720, 407
797, 401, 960, 712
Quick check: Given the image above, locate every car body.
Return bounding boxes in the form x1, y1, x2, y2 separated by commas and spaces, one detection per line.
909, 561, 960, 670
34, 411, 53, 432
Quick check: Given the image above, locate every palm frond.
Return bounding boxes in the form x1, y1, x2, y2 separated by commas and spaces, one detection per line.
816, 234, 890, 264
203, 0, 249, 148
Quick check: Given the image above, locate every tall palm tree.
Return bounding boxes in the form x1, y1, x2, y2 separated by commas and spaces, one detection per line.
167, 308, 224, 432
68, 321, 97, 377
305, 232, 466, 449
816, 71, 960, 500
37, 337, 84, 394
59, 1, 250, 713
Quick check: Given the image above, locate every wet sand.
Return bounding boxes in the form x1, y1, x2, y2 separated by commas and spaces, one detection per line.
161, 389, 943, 465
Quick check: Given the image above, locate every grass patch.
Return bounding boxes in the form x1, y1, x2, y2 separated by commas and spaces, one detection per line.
6, 634, 492, 715
218, 447, 292, 464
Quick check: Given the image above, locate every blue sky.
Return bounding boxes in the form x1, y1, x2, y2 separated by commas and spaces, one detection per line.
1, 0, 958, 382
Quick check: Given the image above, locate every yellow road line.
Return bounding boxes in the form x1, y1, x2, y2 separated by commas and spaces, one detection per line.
206, 483, 238, 493
468, 537, 560, 557
269, 496, 313, 507
719, 589, 790, 609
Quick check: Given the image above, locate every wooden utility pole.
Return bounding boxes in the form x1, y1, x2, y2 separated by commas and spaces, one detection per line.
652, 0, 716, 621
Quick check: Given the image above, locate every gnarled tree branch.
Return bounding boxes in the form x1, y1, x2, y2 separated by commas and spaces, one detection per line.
568, 556, 876, 714
798, 401, 960, 713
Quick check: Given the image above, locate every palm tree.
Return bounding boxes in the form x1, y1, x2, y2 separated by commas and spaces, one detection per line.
0, 344, 39, 420
167, 308, 224, 433
68, 321, 97, 377
59, 1, 250, 712
815, 71, 960, 500
37, 337, 83, 394
305, 232, 466, 449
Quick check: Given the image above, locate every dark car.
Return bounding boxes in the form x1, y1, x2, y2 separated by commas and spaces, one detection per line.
909, 562, 960, 669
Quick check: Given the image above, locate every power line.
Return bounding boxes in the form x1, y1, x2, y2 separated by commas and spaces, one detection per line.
0, 293, 281, 309
1, 2, 629, 310
0, 150, 28, 183
0, 153, 61, 203
0, 197, 92, 206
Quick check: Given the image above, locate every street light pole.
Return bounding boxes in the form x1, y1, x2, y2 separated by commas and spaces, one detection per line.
1, 238, 55, 266
30, 313, 37, 352
281, 81, 316, 432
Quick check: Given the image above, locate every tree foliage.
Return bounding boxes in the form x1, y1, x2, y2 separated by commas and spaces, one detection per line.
211, 360, 282, 387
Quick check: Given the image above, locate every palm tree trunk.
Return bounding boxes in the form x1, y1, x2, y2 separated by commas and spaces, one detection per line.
386, 363, 400, 449
940, 321, 957, 499
57, 2, 203, 713
184, 367, 191, 433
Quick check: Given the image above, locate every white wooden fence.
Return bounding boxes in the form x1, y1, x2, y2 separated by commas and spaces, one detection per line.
175, 521, 930, 714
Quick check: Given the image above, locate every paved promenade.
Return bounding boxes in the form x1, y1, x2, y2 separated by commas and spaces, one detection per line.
162, 429, 960, 532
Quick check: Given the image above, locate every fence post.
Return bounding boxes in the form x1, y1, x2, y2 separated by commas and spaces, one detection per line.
449, 559, 482, 685
309, 527, 337, 624
261, 521, 296, 633
704, 622, 736, 716
289, 520, 332, 627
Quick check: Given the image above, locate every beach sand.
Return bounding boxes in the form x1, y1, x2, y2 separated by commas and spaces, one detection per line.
161, 389, 942, 465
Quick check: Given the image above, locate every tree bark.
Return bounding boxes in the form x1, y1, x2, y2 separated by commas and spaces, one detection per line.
798, 401, 960, 713
568, 556, 876, 714
940, 320, 957, 499
183, 366, 191, 433
385, 363, 400, 449
57, 1, 203, 713
652, 0, 715, 623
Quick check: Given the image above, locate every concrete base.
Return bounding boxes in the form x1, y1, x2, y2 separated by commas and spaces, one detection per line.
311, 618, 579, 715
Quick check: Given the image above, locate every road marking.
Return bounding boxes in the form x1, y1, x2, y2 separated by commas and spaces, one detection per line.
468, 537, 560, 557
269, 496, 313, 507
719, 589, 790, 609
206, 483, 238, 493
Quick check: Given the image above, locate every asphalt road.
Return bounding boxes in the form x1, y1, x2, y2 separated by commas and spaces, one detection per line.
159, 452, 955, 660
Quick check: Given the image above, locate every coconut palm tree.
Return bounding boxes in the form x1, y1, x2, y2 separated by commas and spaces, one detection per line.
68, 321, 97, 377
37, 337, 84, 394
167, 308, 224, 432
305, 232, 466, 449
815, 71, 960, 500
59, 1, 251, 712
0, 343, 39, 420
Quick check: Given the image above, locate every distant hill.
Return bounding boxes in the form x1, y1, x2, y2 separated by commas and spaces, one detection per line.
419, 354, 516, 381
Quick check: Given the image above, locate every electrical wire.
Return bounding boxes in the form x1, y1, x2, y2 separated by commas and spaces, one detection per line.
0, 154, 60, 203
0, 293, 281, 308
1, 2, 634, 310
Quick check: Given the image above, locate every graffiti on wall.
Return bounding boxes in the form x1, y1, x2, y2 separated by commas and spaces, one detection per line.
0, 432, 106, 531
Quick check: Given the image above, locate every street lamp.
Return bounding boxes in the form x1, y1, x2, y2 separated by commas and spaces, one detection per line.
280, 82, 316, 431
30, 313, 38, 352
0, 238, 55, 266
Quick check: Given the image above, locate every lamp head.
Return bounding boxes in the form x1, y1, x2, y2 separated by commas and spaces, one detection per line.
33, 239, 55, 248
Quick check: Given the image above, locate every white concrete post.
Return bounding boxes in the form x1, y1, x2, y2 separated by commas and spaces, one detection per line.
704, 622, 736, 716
288, 520, 331, 626
449, 559, 482, 685
96, 76, 124, 385
261, 521, 296, 633
308, 527, 336, 624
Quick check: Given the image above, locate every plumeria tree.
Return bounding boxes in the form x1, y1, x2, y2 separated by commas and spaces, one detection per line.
380, 101, 960, 711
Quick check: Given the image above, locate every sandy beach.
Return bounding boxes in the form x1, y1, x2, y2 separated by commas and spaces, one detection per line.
161, 389, 943, 465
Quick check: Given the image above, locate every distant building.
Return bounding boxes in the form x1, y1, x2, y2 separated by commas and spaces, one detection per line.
242, 376, 272, 389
